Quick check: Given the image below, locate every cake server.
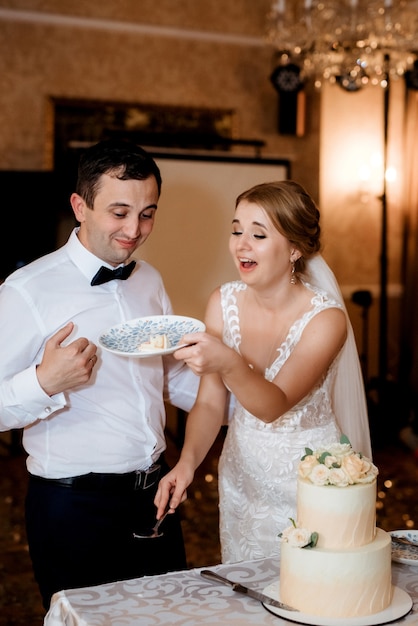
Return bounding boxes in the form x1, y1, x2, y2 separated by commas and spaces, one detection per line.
200, 569, 298, 611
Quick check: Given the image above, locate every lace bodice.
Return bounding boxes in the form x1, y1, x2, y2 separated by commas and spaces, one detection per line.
217, 280, 343, 563
221, 280, 342, 433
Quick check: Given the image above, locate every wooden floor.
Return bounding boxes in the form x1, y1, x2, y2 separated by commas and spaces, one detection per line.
1, 428, 418, 625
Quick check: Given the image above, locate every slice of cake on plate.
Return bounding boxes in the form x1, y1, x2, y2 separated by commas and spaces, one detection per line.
138, 334, 171, 351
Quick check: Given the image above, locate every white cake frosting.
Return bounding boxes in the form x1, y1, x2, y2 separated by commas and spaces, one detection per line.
279, 437, 393, 618
297, 479, 376, 548
280, 528, 392, 618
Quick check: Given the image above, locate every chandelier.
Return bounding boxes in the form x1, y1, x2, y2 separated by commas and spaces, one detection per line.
266, 0, 418, 91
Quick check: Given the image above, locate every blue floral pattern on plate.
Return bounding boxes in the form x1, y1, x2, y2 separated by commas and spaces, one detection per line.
390, 530, 418, 564
98, 315, 205, 358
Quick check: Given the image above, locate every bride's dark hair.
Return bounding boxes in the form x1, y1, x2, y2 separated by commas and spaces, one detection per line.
235, 180, 321, 275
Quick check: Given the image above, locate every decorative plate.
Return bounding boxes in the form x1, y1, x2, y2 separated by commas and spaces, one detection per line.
262, 582, 412, 626
391, 530, 418, 565
98, 315, 205, 357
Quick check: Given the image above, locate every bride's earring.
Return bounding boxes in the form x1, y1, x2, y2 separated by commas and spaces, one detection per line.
290, 260, 296, 284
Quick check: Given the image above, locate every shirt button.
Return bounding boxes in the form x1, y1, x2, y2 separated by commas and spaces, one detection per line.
45, 406, 52, 414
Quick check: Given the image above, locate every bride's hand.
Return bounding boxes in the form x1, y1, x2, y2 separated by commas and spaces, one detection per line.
174, 332, 233, 376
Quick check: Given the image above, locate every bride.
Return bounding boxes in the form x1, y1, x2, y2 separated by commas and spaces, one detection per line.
155, 180, 371, 563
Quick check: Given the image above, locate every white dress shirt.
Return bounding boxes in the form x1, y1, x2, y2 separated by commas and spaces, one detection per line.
0, 229, 199, 478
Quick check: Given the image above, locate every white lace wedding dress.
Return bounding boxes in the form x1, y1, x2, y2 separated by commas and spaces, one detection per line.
218, 280, 343, 563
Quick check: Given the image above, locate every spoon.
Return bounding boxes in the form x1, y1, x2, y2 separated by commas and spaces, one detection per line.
133, 508, 173, 539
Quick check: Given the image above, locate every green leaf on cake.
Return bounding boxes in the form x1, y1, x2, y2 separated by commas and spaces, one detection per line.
318, 451, 331, 464
340, 434, 351, 445
301, 531, 319, 549
301, 447, 313, 460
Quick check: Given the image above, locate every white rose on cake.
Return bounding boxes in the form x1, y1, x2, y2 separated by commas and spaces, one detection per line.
280, 518, 318, 549
328, 467, 350, 486
309, 463, 330, 485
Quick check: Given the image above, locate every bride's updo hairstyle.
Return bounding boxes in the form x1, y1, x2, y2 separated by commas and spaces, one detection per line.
235, 180, 321, 276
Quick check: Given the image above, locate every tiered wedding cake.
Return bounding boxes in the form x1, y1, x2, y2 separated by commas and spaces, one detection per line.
279, 436, 392, 618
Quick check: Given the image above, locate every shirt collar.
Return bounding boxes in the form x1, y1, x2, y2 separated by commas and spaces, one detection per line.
66, 227, 119, 283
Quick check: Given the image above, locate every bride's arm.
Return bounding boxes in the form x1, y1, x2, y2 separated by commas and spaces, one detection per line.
154, 371, 228, 517
178, 294, 347, 423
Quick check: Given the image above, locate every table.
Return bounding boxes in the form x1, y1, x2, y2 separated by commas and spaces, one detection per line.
43, 557, 418, 625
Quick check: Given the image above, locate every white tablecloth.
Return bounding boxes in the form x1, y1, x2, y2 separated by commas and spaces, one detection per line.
43, 557, 418, 626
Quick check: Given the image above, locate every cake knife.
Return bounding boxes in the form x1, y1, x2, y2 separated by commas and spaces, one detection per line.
200, 569, 298, 611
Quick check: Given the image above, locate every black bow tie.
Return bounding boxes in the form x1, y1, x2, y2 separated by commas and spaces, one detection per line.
91, 260, 136, 286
